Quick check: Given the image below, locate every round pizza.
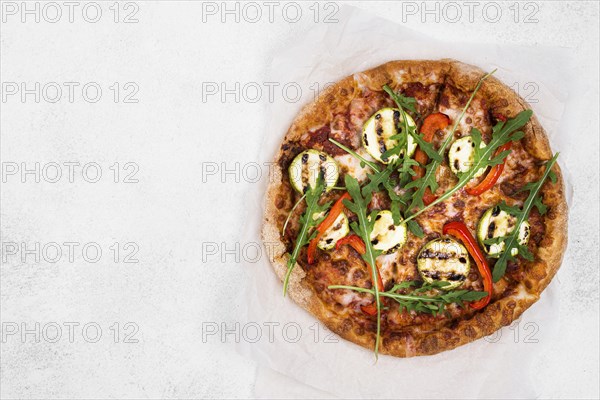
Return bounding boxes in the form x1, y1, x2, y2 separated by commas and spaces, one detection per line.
262, 59, 567, 357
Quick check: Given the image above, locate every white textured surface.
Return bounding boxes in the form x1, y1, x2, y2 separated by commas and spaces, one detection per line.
0, 1, 598, 399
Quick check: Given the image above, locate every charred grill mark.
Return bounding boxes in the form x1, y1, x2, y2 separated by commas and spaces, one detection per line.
393, 110, 400, 132
421, 270, 465, 282
447, 272, 466, 281
418, 249, 456, 260
522, 225, 530, 239
379, 139, 387, 155
375, 116, 384, 136
487, 222, 496, 239
422, 270, 440, 280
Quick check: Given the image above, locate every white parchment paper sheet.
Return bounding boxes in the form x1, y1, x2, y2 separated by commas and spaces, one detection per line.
238, 6, 573, 399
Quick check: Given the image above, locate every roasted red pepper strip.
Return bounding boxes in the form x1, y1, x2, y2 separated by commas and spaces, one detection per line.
336, 234, 366, 254
337, 234, 384, 315
466, 142, 512, 196
412, 113, 450, 205
443, 221, 492, 310
360, 303, 378, 316
307, 192, 351, 264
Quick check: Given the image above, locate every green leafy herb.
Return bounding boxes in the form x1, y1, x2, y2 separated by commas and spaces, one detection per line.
328, 281, 488, 317
492, 153, 559, 281
404, 109, 533, 223
281, 193, 306, 236
381, 86, 419, 116
406, 220, 424, 238
409, 131, 443, 162
283, 177, 330, 296
328, 138, 380, 172
342, 174, 383, 357
361, 162, 394, 198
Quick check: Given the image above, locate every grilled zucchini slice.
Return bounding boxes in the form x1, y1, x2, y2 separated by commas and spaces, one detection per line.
289, 149, 339, 193
362, 108, 417, 164
448, 136, 486, 177
368, 210, 408, 254
417, 238, 470, 290
477, 205, 530, 257
316, 212, 349, 250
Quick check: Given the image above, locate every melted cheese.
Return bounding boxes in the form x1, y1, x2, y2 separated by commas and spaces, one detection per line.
334, 149, 376, 183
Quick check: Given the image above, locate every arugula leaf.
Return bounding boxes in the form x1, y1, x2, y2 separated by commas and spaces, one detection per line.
328, 281, 487, 317
405, 109, 533, 223
382, 85, 419, 116
361, 163, 394, 199
409, 132, 443, 162
328, 138, 381, 173
497, 201, 523, 215
281, 193, 306, 235
492, 153, 559, 281
406, 220, 425, 238
282, 177, 329, 296
343, 174, 383, 357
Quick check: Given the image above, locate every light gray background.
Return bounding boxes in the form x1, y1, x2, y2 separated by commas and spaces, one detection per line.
1, 1, 598, 399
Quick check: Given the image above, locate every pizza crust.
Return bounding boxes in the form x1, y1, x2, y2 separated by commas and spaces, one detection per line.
262, 59, 568, 357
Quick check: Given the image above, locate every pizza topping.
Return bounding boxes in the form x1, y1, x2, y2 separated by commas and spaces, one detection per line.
417, 238, 470, 290
362, 108, 417, 164
288, 149, 339, 194
477, 205, 530, 257
412, 112, 451, 205
329, 280, 487, 317
316, 212, 350, 250
448, 136, 487, 177
283, 177, 332, 295
369, 210, 408, 254
334, 151, 375, 182
307, 192, 351, 264
466, 142, 512, 196
491, 154, 559, 281
443, 221, 493, 310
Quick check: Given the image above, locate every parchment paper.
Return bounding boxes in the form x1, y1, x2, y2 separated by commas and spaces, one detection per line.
238, 6, 573, 399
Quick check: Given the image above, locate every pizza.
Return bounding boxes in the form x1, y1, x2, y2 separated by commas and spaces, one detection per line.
262, 59, 567, 357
